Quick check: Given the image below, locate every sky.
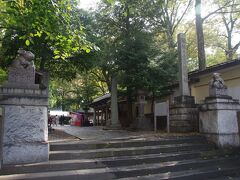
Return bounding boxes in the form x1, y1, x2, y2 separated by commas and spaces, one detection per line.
78, 0, 101, 10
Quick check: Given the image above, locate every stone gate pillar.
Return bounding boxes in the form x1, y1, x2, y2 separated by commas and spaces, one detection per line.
0, 49, 49, 165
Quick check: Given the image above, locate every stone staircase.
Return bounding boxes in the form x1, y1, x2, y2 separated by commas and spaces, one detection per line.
1, 135, 240, 179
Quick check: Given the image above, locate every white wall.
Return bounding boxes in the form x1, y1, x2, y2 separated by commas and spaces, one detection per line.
228, 86, 240, 101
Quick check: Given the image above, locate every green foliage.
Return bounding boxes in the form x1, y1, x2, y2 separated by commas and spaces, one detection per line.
0, 0, 95, 80
116, 30, 153, 88
147, 49, 178, 96
92, 0, 179, 99
207, 49, 226, 66
49, 72, 107, 111
143, 0, 193, 50
0, 68, 7, 85
2, 0, 239, 111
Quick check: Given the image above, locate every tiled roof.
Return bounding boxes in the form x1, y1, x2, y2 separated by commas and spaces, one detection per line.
189, 58, 240, 78
92, 93, 111, 103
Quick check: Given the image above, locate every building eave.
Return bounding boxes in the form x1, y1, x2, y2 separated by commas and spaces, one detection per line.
189, 58, 240, 79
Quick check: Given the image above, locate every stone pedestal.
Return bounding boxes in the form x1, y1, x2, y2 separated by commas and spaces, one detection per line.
0, 87, 49, 165
200, 73, 240, 147
169, 96, 198, 132
200, 97, 240, 147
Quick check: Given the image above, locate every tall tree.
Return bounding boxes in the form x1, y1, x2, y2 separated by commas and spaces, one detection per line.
93, 0, 153, 124
218, 0, 240, 60
194, 0, 238, 69
195, 0, 206, 70
145, 0, 193, 50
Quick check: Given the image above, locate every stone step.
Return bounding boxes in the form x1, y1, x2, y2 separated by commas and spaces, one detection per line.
119, 162, 240, 180
113, 155, 240, 179
0, 155, 239, 180
50, 136, 208, 151
210, 176, 240, 180
49, 143, 214, 160
0, 151, 206, 175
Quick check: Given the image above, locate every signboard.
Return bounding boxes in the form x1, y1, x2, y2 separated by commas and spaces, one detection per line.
154, 101, 169, 133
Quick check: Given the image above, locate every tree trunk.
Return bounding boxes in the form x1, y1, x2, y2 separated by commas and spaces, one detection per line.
195, 0, 206, 70
125, 1, 130, 39
127, 87, 133, 126
226, 50, 234, 61
125, 1, 133, 126
110, 76, 120, 128
226, 30, 233, 61
151, 91, 155, 114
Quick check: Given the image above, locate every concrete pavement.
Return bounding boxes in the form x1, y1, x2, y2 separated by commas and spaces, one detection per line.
52, 125, 158, 141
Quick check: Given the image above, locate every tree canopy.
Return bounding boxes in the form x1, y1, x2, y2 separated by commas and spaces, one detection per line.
0, 0, 95, 79
1, 0, 240, 111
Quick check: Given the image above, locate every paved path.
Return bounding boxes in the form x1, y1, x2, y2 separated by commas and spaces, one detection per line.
53, 125, 157, 141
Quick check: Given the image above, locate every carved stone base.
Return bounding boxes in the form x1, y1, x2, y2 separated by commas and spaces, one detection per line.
170, 106, 198, 133
200, 97, 240, 147
170, 96, 198, 133
1, 99, 49, 165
